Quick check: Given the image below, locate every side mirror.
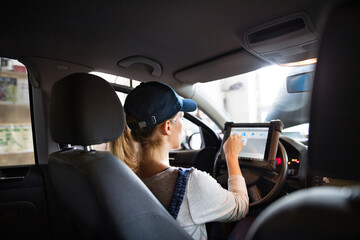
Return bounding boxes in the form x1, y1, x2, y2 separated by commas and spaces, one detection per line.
286, 71, 314, 93
187, 132, 202, 150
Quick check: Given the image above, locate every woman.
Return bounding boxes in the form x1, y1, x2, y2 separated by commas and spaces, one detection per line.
111, 81, 249, 240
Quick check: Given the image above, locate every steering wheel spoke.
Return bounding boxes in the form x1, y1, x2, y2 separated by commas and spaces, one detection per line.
248, 185, 262, 202
248, 142, 288, 207
262, 171, 279, 184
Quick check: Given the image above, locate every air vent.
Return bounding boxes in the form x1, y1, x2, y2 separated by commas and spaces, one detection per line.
248, 18, 306, 44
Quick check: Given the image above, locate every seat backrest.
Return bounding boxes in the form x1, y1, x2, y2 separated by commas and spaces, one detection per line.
246, 1, 360, 239
48, 73, 191, 239
307, 1, 360, 181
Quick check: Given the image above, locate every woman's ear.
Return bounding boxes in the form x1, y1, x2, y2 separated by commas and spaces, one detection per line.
160, 120, 172, 135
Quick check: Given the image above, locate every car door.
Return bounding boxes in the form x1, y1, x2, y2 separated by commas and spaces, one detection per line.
0, 58, 48, 240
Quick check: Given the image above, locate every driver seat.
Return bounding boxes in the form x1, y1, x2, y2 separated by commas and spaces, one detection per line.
246, 1, 360, 239
48, 73, 192, 239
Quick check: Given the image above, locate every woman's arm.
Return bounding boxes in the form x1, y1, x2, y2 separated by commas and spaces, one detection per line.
185, 169, 249, 223
223, 134, 243, 176
183, 135, 249, 224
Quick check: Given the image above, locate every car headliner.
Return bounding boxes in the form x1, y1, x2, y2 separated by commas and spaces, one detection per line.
1, 0, 338, 87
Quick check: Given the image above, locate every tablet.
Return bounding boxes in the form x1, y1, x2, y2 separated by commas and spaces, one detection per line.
221, 120, 283, 162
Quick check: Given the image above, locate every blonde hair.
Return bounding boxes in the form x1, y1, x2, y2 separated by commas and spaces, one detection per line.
110, 112, 179, 173
109, 125, 139, 171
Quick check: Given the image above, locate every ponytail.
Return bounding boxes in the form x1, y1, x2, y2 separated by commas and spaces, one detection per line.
110, 125, 140, 172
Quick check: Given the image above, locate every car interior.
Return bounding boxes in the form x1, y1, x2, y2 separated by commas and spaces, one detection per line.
0, 0, 359, 240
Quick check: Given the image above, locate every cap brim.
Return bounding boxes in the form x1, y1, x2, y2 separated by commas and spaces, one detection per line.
181, 98, 198, 112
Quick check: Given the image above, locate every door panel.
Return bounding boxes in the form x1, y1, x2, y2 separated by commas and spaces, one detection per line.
169, 150, 201, 168
0, 165, 48, 240
170, 148, 218, 175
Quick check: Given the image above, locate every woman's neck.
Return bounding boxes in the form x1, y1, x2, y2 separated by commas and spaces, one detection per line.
137, 144, 171, 178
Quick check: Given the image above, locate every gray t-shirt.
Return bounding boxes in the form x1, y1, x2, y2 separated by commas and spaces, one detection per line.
142, 167, 249, 240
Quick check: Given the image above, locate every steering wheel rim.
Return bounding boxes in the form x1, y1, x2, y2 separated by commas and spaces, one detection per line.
247, 141, 288, 208
213, 141, 288, 208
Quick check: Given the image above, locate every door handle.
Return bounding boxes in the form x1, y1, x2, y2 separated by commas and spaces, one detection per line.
0, 176, 25, 181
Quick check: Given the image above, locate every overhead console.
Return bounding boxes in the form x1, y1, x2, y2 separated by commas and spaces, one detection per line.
238, 12, 319, 65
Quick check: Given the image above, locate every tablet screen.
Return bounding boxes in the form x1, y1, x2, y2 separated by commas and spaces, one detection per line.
230, 127, 269, 161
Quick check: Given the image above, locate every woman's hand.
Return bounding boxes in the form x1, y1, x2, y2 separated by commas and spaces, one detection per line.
223, 134, 244, 176
223, 134, 243, 159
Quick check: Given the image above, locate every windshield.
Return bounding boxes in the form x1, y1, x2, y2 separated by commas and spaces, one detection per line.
197, 64, 315, 142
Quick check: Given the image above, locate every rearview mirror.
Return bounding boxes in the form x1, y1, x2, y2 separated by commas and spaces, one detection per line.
286, 72, 314, 93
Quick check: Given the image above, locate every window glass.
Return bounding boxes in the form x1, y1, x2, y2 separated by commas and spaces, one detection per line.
181, 117, 202, 150
0, 58, 35, 166
189, 109, 221, 135
182, 109, 222, 149
90, 71, 141, 88
116, 91, 128, 106
197, 64, 315, 142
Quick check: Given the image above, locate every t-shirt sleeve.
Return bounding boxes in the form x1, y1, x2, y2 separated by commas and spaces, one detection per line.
186, 169, 249, 224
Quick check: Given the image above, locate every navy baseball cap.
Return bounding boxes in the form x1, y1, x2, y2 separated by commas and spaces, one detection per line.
124, 81, 197, 129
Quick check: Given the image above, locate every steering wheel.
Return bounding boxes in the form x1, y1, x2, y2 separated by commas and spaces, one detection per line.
214, 141, 288, 208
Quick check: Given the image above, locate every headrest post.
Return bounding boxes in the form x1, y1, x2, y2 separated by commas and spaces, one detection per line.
59, 143, 73, 150
83, 145, 94, 152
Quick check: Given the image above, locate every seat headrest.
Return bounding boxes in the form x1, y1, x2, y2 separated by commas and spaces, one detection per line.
308, 1, 360, 181
49, 73, 125, 146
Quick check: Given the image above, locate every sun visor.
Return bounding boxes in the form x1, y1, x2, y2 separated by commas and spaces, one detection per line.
175, 49, 269, 83
239, 12, 319, 65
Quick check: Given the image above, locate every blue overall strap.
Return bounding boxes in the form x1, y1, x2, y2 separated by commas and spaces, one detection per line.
168, 167, 191, 219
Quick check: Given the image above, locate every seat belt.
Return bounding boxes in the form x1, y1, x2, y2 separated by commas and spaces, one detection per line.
168, 168, 191, 219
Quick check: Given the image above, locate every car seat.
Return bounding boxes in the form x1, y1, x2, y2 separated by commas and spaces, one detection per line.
48, 73, 192, 239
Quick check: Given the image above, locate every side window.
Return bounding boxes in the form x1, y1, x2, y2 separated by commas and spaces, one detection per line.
181, 117, 202, 150
115, 91, 128, 106
0, 58, 35, 166
181, 110, 221, 150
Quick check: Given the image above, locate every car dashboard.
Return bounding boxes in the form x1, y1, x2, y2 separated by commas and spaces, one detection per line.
278, 135, 308, 190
